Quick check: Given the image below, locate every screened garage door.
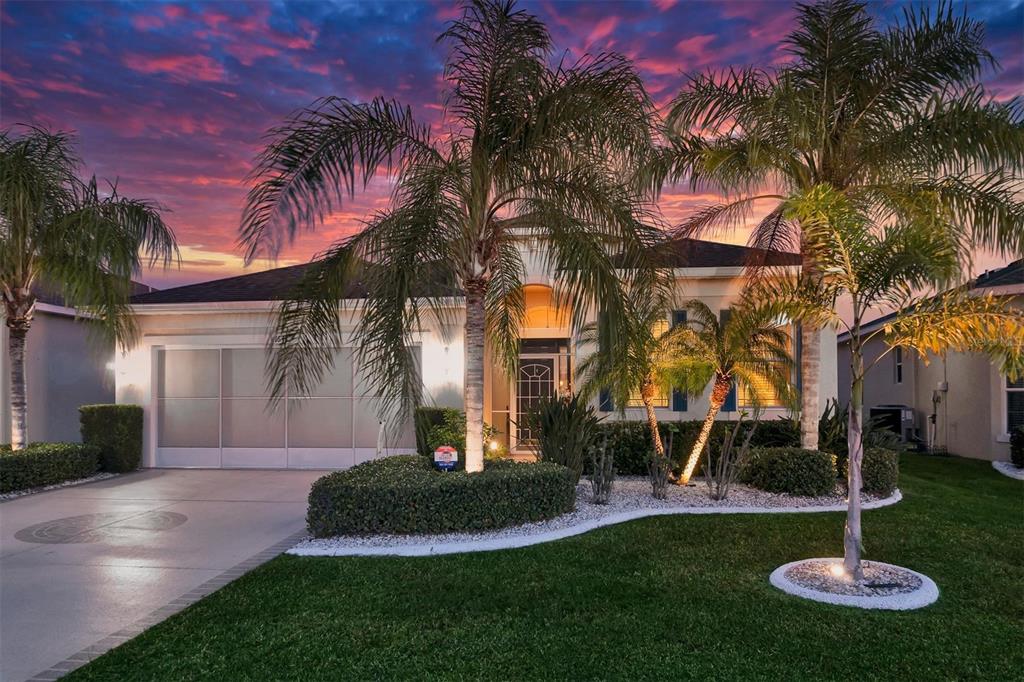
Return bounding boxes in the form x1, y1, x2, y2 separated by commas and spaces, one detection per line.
155, 347, 417, 468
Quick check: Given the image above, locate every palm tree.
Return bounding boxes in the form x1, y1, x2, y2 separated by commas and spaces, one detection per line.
775, 184, 1024, 582
0, 126, 177, 449
670, 298, 794, 485
659, 0, 1024, 451
576, 291, 677, 469
239, 0, 660, 473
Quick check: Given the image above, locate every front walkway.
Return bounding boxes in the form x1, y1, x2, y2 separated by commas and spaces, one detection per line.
0, 469, 322, 682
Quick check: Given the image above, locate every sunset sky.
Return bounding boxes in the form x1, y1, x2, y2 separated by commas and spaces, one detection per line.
2, 0, 1021, 290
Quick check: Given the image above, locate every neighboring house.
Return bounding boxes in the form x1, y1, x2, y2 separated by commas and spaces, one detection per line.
117, 237, 838, 469
837, 259, 1023, 461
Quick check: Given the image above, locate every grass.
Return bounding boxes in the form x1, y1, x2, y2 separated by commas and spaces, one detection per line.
69, 454, 1022, 680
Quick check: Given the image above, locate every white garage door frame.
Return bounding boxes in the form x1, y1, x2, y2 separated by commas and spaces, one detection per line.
151, 342, 418, 469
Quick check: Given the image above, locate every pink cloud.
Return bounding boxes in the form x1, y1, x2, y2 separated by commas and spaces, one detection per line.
586, 16, 619, 47
122, 53, 227, 83
132, 14, 165, 31
652, 0, 678, 10
38, 79, 101, 97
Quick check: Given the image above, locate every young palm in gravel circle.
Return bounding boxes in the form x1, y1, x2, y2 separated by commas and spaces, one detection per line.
240, 0, 660, 473
0, 126, 177, 450
773, 184, 1024, 582
658, 0, 1024, 452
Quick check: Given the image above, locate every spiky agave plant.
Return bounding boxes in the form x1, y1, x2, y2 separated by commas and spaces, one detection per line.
240, 0, 660, 473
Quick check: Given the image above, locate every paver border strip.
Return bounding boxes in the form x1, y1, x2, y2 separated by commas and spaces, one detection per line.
25, 529, 307, 681
288, 489, 902, 558
768, 557, 939, 610
992, 460, 1024, 480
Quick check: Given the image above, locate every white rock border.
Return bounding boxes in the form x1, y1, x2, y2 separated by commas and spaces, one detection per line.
992, 461, 1024, 481
769, 558, 939, 610
288, 489, 902, 558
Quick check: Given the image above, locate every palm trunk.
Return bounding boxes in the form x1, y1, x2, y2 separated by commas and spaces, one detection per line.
800, 250, 821, 450
464, 278, 486, 473
800, 322, 821, 450
640, 376, 665, 459
679, 374, 731, 485
844, 342, 865, 582
8, 326, 28, 451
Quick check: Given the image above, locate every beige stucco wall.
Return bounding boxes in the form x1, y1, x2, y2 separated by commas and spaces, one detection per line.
0, 310, 114, 444
838, 334, 1008, 461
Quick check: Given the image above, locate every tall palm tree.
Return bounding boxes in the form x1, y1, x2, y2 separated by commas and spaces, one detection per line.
659, 0, 1024, 451
0, 126, 177, 449
775, 184, 1024, 581
670, 298, 794, 485
239, 0, 660, 473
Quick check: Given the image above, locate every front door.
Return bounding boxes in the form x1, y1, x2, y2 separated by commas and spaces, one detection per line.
516, 358, 555, 445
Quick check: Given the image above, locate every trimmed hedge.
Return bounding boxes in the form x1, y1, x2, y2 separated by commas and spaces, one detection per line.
80, 404, 144, 472
740, 447, 836, 496
592, 419, 800, 476
842, 447, 900, 496
307, 455, 576, 536
0, 442, 100, 493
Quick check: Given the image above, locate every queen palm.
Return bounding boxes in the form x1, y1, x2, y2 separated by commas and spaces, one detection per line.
670, 298, 794, 485
776, 184, 1024, 581
0, 126, 177, 449
659, 0, 1024, 451
240, 0, 660, 472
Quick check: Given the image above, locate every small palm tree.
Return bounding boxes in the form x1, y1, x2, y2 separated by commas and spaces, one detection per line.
0, 126, 177, 449
240, 0, 660, 472
576, 293, 678, 466
670, 298, 794, 485
659, 0, 1024, 452
776, 184, 1024, 582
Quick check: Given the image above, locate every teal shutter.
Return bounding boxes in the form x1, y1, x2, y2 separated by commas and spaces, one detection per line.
671, 310, 687, 411
598, 311, 613, 411
720, 308, 736, 411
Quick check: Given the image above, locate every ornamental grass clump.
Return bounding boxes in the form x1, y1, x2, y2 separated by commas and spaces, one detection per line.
524, 395, 600, 484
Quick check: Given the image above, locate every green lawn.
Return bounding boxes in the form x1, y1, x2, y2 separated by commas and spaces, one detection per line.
70, 455, 1022, 681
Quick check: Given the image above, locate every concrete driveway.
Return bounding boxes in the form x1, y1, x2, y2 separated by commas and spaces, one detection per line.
0, 469, 323, 682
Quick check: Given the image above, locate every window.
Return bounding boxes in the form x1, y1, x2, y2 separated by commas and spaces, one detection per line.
738, 323, 793, 408
894, 347, 904, 384
1007, 376, 1024, 434
627, 318, 670, 408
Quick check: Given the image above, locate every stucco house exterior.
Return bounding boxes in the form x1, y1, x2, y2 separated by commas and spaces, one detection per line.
116, 237, 838, 469
837, 259, 1023, 461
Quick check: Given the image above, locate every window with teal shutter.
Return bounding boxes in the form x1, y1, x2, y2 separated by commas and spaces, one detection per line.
671, 310, 687, 411
598, 311, 613, 411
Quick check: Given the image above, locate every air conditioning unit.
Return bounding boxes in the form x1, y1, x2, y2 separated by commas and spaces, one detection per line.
869, 405, 916, 442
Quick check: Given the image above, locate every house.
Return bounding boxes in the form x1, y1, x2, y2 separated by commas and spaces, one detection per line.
836, 259, 1024, 461
116, 237, 837, 469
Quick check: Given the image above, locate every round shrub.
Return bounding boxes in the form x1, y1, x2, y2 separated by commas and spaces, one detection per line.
842, 447, 899, 496
740, 447, 836, 496
307, 455, 576, 536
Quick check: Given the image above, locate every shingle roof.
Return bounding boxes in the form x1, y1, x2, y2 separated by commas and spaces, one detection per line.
645, 237, 801, 268
131, 238, 801, 306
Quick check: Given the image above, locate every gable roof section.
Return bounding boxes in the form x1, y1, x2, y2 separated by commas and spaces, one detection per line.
132, 238, 801, 306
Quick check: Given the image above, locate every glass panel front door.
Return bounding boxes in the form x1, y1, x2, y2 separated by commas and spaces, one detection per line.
516, 359, 555, 444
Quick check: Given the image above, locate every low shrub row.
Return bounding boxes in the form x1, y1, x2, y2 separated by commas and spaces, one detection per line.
741, 447, 837, 496
0, 442, 100, 494
591, 419, 799, 476
307, 455, 576, 536
842, 447, 900, 496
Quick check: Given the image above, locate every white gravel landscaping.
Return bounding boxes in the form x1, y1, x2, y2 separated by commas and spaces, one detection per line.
288, 477, 901, 557
992, 461, 1024, 480
0, 472, 119, 502
770, 558, 939, 610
